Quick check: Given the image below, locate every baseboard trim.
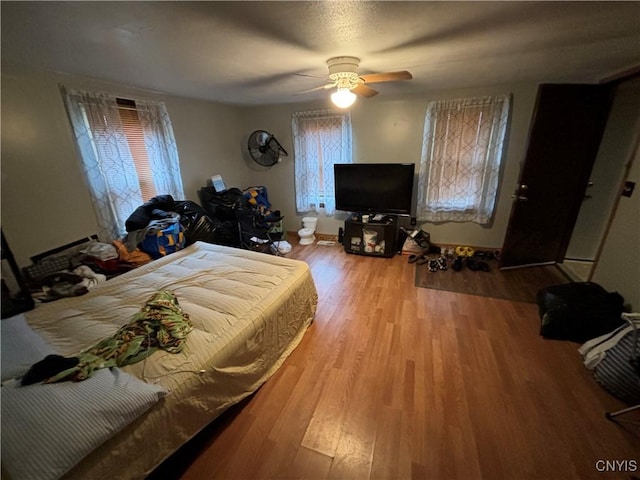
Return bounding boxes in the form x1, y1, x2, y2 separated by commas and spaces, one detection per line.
286, 231, 338, 242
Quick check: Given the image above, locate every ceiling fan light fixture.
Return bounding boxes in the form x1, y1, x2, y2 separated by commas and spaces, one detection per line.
298, 55, 412, 104
331, 88, 356, 109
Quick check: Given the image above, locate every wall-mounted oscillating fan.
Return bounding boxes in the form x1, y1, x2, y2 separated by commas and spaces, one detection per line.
247, 130, 288, 167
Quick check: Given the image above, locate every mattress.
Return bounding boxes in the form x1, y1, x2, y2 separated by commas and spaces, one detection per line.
6, 242, 317, 479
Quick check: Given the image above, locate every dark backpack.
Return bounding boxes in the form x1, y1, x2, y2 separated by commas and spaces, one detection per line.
537, 282, 625, 343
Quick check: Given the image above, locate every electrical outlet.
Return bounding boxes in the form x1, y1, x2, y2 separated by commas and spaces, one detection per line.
622, 181, 635, 198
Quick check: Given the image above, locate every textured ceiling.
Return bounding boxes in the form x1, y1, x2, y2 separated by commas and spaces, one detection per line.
2, 1, 639, 105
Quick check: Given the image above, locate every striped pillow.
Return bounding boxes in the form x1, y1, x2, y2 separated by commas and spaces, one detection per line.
1, 368, 167, 480
1, 314, 55, 382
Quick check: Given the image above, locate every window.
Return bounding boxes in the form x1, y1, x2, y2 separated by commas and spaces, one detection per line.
114, 98, 158, 201
60, 86, 184, 241
291, 109, 352, 215
417, 95, 511, 225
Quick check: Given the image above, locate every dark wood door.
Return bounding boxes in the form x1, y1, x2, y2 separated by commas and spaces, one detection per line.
500, 84, 613, 268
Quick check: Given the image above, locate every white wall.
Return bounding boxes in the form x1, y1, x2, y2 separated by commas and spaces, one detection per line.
1, 66, 98, 265
163, 95, 247, 202
566, 78, 640, 260
592, 142, 639, 310
1, 64, 249, 266
239, 83, 538, 248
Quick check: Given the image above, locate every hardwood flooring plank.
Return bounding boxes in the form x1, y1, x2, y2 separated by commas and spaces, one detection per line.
301, 363, 355, 457
370, 406, 404, 479
328, 372, 378, 480
291, 446, 333, 479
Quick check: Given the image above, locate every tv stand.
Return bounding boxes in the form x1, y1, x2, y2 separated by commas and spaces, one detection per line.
343, 214, 397, 258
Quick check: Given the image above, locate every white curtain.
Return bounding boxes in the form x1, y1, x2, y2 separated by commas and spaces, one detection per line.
417, 95, 511, 225
60, 86, 184, 241
291, 109, 352, 215
134, 98, 184, 198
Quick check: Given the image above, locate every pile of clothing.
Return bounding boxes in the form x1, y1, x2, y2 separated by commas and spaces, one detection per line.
22, 291, 193, 384
28, 265, 107, 302
125, 195, 224, 258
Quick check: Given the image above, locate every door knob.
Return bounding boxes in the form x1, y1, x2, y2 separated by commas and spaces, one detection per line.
513, 183, 528, 201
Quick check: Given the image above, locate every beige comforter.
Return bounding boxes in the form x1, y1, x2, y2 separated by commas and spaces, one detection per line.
22, 242, 318, 479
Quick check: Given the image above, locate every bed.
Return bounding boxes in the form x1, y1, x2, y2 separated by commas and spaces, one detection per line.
1, 241, 318, 480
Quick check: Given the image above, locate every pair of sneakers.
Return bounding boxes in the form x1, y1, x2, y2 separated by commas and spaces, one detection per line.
467, 256, 490, 272
428, 256, 448, 272
455, 245, 475, 257
474, 250, 500, 261
452, 255, 490, 272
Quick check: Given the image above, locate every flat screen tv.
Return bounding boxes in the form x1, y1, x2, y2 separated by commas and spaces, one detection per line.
334, 163, 415, 215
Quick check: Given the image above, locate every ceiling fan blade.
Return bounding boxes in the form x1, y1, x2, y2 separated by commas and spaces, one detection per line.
359, 71, 413, 84
292, 73, 327, 79
352, 84, 379, 98
294, 82, 336, 95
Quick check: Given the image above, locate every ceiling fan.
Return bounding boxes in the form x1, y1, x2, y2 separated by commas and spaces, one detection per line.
299, 56, 413, 108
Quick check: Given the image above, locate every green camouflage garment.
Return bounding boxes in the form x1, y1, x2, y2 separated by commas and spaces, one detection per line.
47, 290, 193, 382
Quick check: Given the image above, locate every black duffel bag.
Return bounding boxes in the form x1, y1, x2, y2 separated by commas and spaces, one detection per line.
198, 187, 248, 221
173, 200, 223, 246
537, 282, 625, 343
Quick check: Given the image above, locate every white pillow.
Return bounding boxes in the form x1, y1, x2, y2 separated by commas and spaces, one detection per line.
1, 314, 55, 381
1, 367, 167, 480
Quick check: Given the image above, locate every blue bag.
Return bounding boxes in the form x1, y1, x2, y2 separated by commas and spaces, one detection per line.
140, 217, 185, 259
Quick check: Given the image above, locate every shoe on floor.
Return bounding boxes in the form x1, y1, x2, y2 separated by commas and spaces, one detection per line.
455, 245, 475, 257
416, 255, 430, 265
466, 257, 480, 271
452, 256, 464, 271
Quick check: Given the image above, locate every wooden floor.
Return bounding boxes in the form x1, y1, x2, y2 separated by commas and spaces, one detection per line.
152, 240, 639, 480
